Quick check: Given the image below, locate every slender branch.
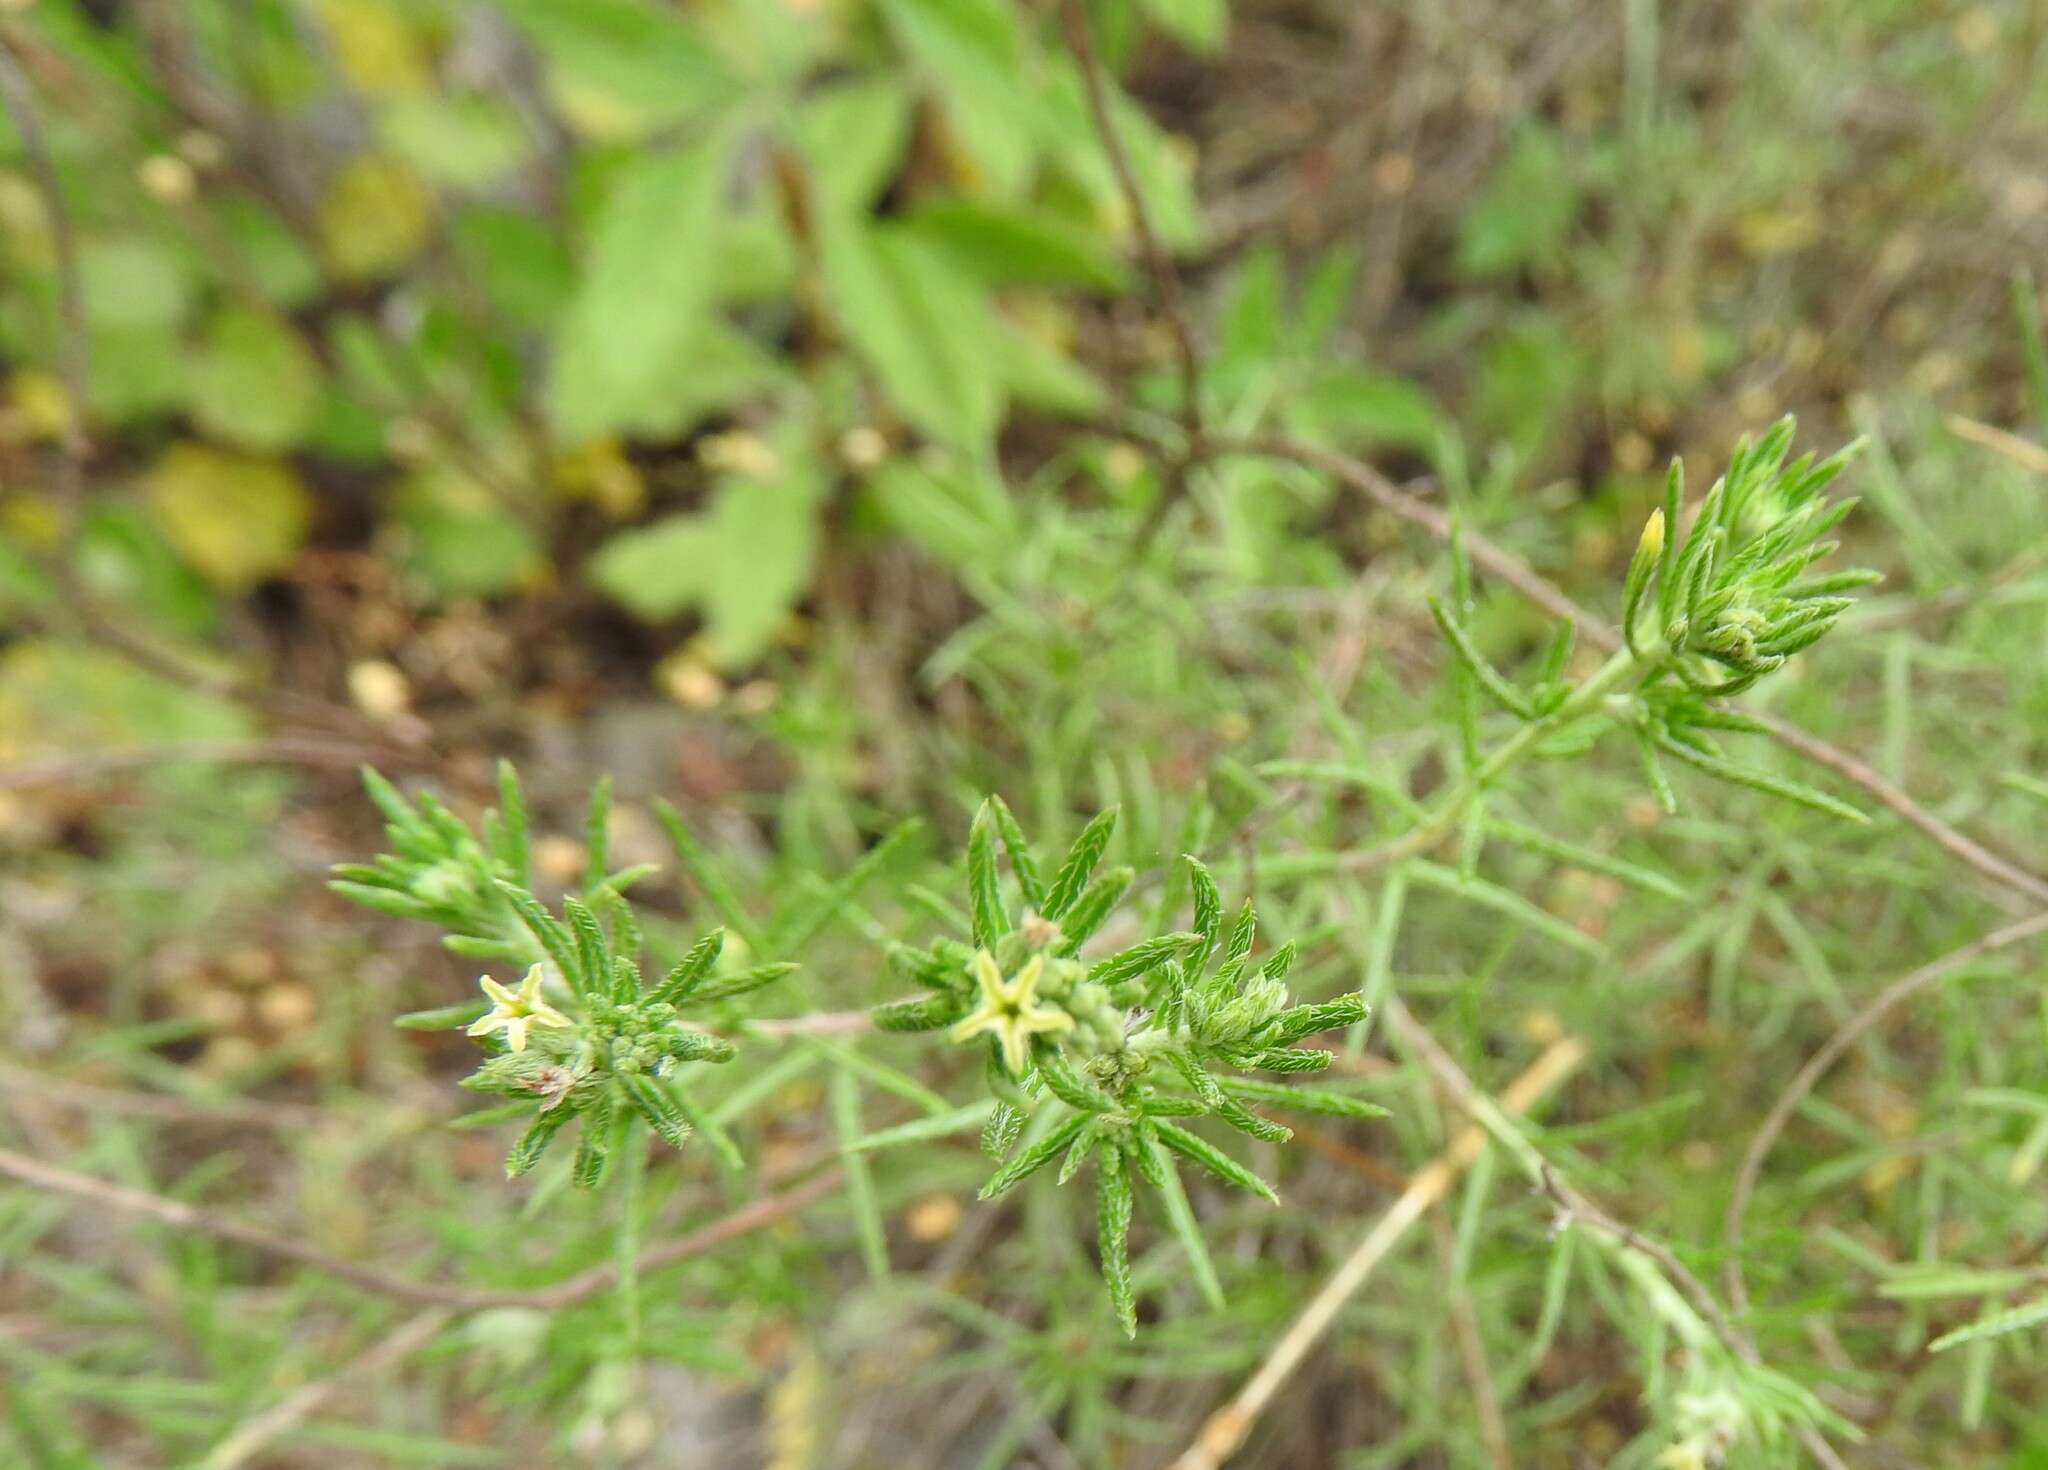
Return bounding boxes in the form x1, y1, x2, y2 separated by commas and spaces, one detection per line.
1382, 999, 1853, 1470
1197, 430, 2048, 911
0, 1145, 843, 1312
1722, 910, 2048, 1318
1169, 1034, 1587, 1470
1058, 0, 1206, 542
1430, 1197, 1515, 1470
0, 736, 413, 792
199, 1307, 453, 1470
0, 37, 88, 482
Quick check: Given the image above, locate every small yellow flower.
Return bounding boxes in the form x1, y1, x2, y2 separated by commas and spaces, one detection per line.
948, 951, 1074, 1075
467, 964, 572, 1052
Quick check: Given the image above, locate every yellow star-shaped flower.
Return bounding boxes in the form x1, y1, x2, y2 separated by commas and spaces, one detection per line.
948, 951, 1073, 1075
466, 964, 572, 1052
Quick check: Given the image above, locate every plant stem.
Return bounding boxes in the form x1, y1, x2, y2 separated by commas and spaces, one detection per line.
1344, 645, 1655, 873
615, 1111, 647, 1352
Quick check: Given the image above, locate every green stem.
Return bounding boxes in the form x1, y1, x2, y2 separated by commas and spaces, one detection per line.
614, 1110, 646, 1352
1350, 646, 1657, 872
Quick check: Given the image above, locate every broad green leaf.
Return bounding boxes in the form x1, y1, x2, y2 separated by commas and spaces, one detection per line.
862, 457, 1018, 575
76, 503, 217, 637
317, 0, 433, 96
548, 134, 731, 444
214, 197, 323, 309
187, 304, 323, 452
145, 443, 312, 592
1289, 367, 1450, 455
451, 208, 575, 331
819, 214, 1001, 448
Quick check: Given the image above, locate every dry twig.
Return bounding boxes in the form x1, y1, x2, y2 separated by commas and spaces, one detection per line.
0, 1145, 843, 1312
1169, 1033, 1587, 1470
1722, 909, 2048, 1317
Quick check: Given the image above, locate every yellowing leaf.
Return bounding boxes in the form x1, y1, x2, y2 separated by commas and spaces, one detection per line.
146, 443, 312, 592
319, 0, 433, 97
187, 304, 323, 452
319, 155, 432, 280
552, 437, 647, 517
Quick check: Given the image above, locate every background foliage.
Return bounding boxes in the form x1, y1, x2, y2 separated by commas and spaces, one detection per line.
2, 0, 2047, 1466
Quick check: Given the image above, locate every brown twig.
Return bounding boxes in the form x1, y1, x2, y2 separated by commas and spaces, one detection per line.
0, 1145, 843, 1312
199, 1306, 454, 1470
1721, 909, 2048, 1318
0, 1063, 330, 1129
0, 735, 412, 792
1430, 1187, 1515, 1470
0, 31, 94, 636
1057, 0, 1206, 542
1381, 1000, 1854, 1470
1199, 430, 2048, 911
1169, 1033, 1587, 1470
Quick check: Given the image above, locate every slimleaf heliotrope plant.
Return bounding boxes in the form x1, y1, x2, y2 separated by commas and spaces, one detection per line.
332, 417, 1878, 1357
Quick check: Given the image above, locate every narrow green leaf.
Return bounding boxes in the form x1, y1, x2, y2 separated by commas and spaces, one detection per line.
846, 1100, 997, 1154
651, 929, 726, 1005
1428, 596, 1535, 719
653, 799, 767, 954
1098, 1147, 1137, 1337
967, 798, 1009, 949
986, 793, 1045, 910
981, 1114, 1092, 1199
832, 1071, 889, 1280
1149, 1120, 1278, 1204
1139, 1136, 1224, 1309
1653, 732, 1868, 824
1043, 809, 1118, 921
1930, 1295, 2048, 1353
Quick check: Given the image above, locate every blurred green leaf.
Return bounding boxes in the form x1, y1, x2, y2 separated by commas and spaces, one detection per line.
77, 237, 193, 331
0, 640, 248, 757
904, 199, 1132, 291
1457, 124, 1576, 279
819, 215, 1001, 449
1139, 0, 1228, 52
319, 154, 433, 280
380, 93, 532, 189
880, 0, 1040, 197
500, 0, 737, 139
187, 304, 323, 452
548, 133, 733, 444
795, 77, 914, 217
392, 470, 547, 602
589, 461, 824, 664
